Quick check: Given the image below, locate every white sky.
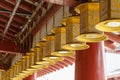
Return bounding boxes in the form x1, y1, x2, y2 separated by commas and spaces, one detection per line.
36, 53, 120, 80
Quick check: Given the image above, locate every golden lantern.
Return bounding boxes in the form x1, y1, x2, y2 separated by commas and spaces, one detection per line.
43, 35, 64, 62
5, 71, 9, 80
62, 16, 89, 50
9, 68, 14, 79
12, 65, 17, 77
95, 0, 120, 32
18, 56, 31, 78
30, 46, 51, 69
14, 62, 20, 76
75, 2, 107, 42
35, 41, 55, 66
3, 73, 7, 80
30, 46, 46, 69
21, 54, 38, 75
14, 62, 25, 79
51, 27, 74, 56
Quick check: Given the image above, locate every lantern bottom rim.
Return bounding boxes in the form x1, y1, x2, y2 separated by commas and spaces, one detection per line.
19, 73, 28, 77
15, 74, 26, 79
10, 77, 23, 80
31, 65, 47, 69
43, 56, 64, 62
95, 19, 120, 32
52, 51, 74, 56
36, 60, 55, 66
76, 33, 107, 42
62, 43, 89, 50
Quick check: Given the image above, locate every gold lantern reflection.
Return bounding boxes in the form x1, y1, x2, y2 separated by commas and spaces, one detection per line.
95, 0, 120, 32
43, 35, 64, 62
75, 2, 107, 42
51, 27, 74, 56
62, 16, 89, 50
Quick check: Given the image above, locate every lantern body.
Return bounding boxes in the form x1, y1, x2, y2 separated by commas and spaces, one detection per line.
75, 3, 107, 42
95, 0, 120, 32
43, 35, 55, 57
43, 35, 64, 62
62, 16, 89, 50
51, 27, 74, 56
35, 41, 55, 66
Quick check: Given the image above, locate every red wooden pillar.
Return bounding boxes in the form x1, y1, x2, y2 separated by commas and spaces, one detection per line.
75, 42, 106, 80
23, 74, 35, 80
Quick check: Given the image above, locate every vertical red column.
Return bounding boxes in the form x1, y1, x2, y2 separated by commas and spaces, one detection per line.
75, 42, 106, 80
23, 74, 35, 80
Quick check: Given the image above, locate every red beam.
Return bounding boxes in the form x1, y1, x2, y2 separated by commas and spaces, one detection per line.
59, 61, 68, 67
0, 39, 20, 54
105, 32, 120, 44
0, 29, 15, 38
64, 56, 75, 62
0, 1, 13, 11
104, 40, 116, 50
55, 62, 64, 68
5, 0, 33, 13
0, 12, 25, 24
0, 18, 20, 28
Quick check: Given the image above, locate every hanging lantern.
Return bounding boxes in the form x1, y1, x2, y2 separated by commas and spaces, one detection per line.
5, 71, 9, 80
43, 35, 64, 62
22, 53, 38, 74
75, 2, 107, 42
62, 16, 89, 50
9, 68, 14, 79
95, 0, 120, 32
15, 62, 25, 79
51, 27, 74, 56
18, 56, 29, 78
35, 41, 55, 67
30, 45, 54, 69
14, 62, 20, 76
29, 47, 44, 69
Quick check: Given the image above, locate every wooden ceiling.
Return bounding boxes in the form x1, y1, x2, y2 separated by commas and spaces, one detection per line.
0, 0, 38, 40
0, 0, 40, 70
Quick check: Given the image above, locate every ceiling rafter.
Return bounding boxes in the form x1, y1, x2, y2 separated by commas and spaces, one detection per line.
0, 1, 13, 11
0, 32, 13, 40
0, 16, 20, 28
2, 0, 22, 39
0, 26, 17, 34
0, 20, 19, 29
0, 9, 32, 16
0, 12, 26, 24
5, 0, 35, 13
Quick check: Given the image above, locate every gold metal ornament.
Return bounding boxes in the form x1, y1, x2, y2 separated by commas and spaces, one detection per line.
95, 0, 120, 32
43, 35, 64, 62
30, 46, 44, 69
9, 68, 14, 79
22, 53, 38, 74
51, 27, 74, 56
17, 56, 32, 77
75, 2, 107, 42
62, 16, 89, 50
35, 41, 55, 66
